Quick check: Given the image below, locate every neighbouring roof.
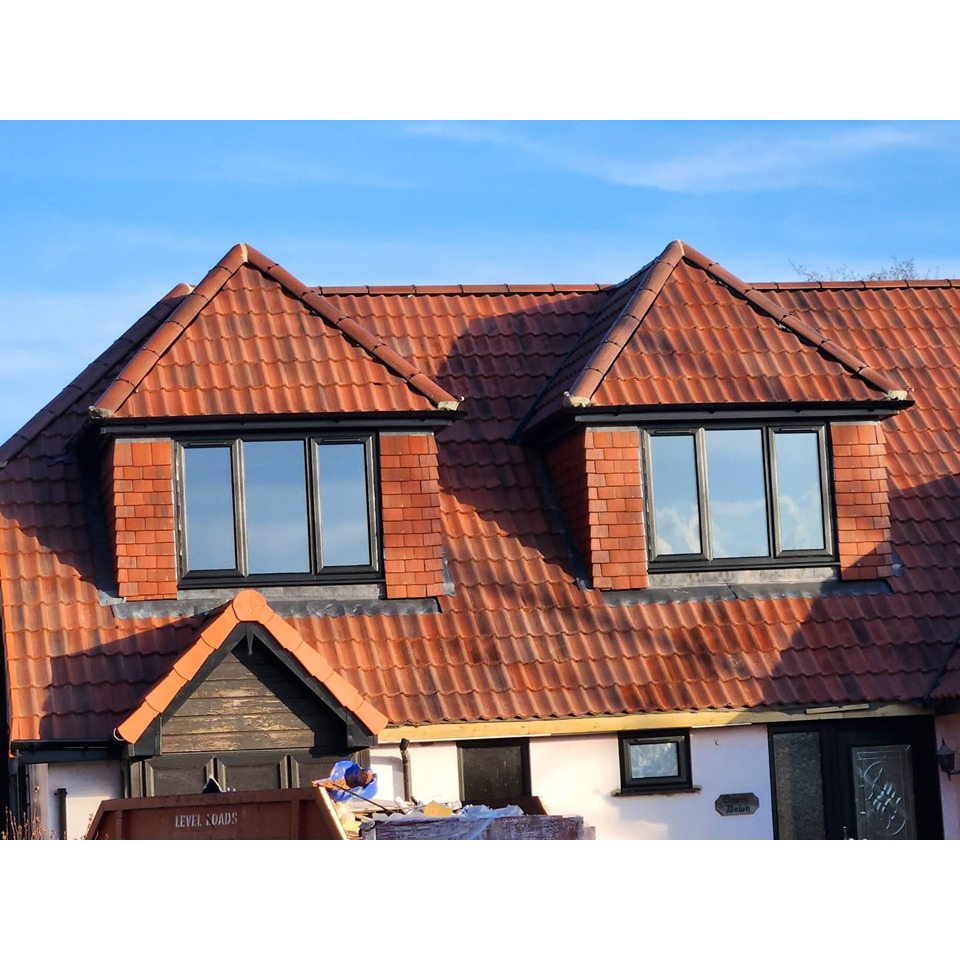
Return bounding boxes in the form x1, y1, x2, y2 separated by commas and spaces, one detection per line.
4, 241, 960, 743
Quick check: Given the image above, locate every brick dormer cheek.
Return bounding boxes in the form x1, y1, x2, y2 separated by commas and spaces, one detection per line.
831, 422, 893, 580
546, 427, 649, 591
101, 438, 178, 601
379, 432, 445, 599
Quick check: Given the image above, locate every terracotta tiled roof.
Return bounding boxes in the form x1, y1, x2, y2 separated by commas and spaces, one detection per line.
4, 241, 960, 743
91, 244, 459, 420
523, 241, 910, 434
116, 590, 388, 743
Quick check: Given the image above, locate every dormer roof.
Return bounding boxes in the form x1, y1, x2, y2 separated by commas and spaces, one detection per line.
90, 243, 459, 422
523, 240, 911, 435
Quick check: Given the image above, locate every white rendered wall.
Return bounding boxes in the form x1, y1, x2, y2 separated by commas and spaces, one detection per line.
530, 726, 773, 840
29, 761, 124, 840
370, 742, 460, 806
369, 747, 403, 803
377, 725, 774, 839
935, 714, 960, 840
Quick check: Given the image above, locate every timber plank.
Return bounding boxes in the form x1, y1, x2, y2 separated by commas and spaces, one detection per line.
170, 696, 322, 718
164, 712, 316, 736
162, 729, 325, 752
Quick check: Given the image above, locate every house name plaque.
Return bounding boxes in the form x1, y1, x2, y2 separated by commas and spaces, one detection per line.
715, 793, 760, 816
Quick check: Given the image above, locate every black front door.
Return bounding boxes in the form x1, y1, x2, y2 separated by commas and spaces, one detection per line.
770, 716, 943, 840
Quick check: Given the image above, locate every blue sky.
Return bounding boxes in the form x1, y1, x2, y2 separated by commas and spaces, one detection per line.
1, 120, 957, 442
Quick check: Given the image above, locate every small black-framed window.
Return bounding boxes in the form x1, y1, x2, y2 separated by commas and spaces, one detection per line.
642, 423, 833, 569
458, 739, 530, 806
618, 731, 692, 794
176, 434, 379, 585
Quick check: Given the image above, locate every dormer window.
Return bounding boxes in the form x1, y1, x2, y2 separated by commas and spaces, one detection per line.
177, 435, 378, 584
642, 424, 832, 568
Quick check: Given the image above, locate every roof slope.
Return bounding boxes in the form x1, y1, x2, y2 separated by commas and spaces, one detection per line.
524, 240, 909, 432
91, 244, 458, 420
4, 242, 960, 740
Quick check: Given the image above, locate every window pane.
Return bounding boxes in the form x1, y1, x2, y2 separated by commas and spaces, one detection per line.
243, 441, 310, 574
461, 742, 528, 804
629, 740, 679, 779
771, 731, 826, 840
705, 429, 768, 558
851, 744, 917, 840
649, 434, 701, 555
183, 446, 235, 570
318, 443, 371, 566
148, 758, 210, 798
219, 758, 283, 792
775, 432, 825, 551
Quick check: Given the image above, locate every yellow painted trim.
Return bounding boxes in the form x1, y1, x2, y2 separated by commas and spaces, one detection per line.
379, 703, 930, 743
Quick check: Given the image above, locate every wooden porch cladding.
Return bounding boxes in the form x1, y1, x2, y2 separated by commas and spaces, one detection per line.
160, 641, 347, 755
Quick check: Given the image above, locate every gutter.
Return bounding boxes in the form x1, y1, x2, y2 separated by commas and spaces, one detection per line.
12, 739, 121, 764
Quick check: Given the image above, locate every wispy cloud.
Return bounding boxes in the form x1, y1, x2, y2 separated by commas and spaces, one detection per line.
601, 126, 926, 192
406, 122, 930, 193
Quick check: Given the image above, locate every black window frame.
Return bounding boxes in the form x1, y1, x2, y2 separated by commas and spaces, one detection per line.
175, 433, 381, 586
642, 422, 834, 570
618, 730, 692, 794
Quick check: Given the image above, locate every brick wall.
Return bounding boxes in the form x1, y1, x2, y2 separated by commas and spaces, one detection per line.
830, 421, 892, 580
379, 432, 445, 598
101, 438, 178, 600
546, 427, 648, 590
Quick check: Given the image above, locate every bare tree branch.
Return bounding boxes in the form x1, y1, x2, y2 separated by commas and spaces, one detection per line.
790, 257, 927, 281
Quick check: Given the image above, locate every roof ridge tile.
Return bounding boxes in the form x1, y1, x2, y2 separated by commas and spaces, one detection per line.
234, 250, 461, 409
682, 244, 911, 402
674, 244, 912, 399
92, 246, 248, 417
565, 240, 686, 403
